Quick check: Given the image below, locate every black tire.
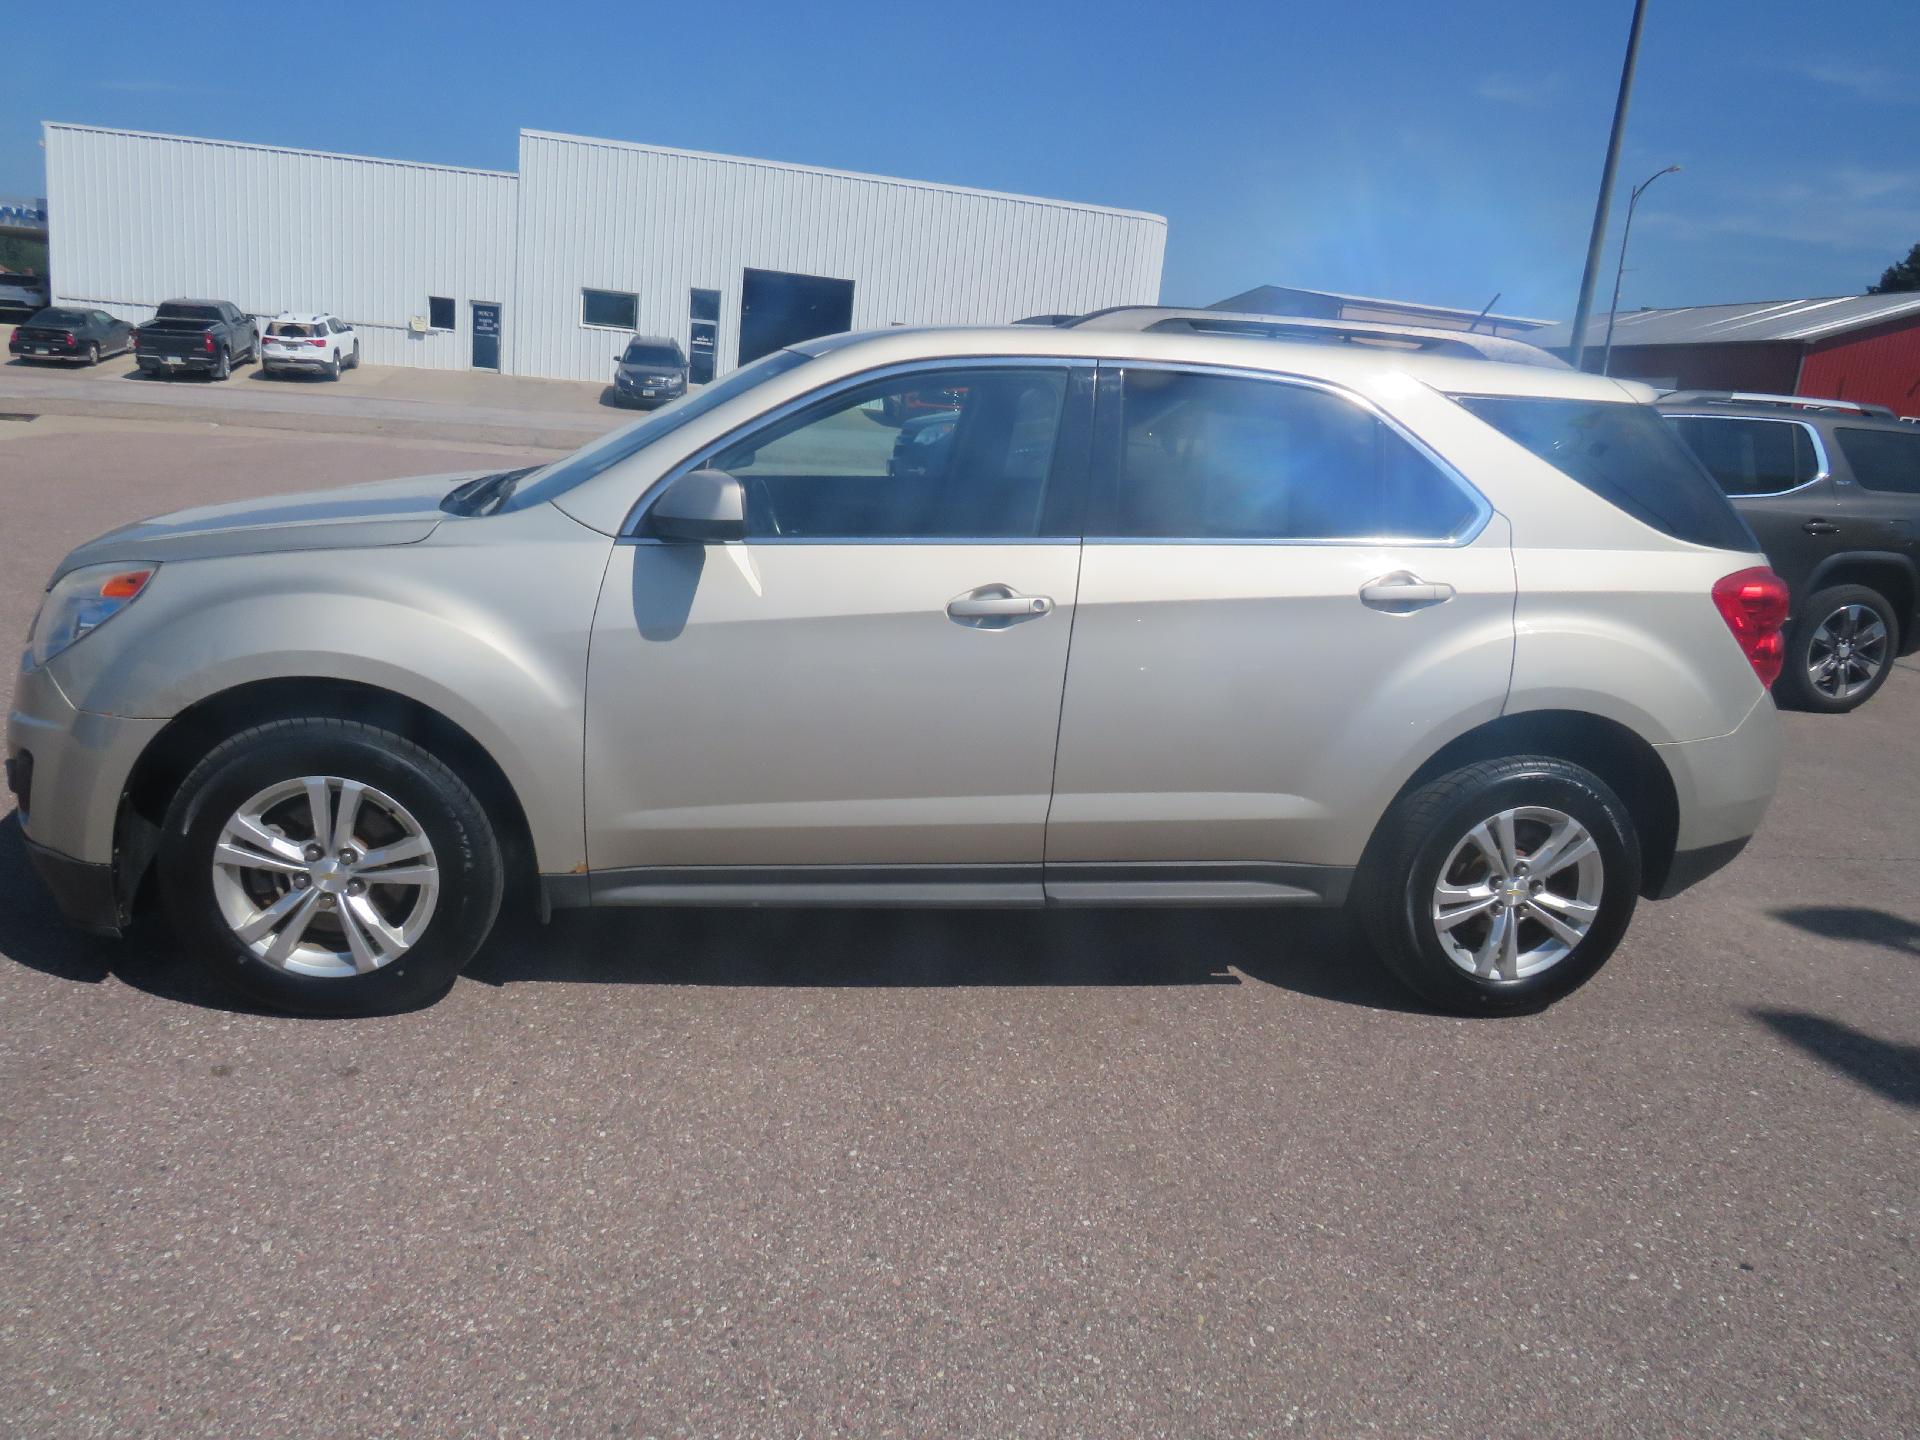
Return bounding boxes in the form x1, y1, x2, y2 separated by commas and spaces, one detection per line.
159, 718, 504, 1016
85, 342, 99, 366
323, 353, 340, 381
349, 340, 361, 369
1773, 583, 1899, 714
212, 346, 230, 381
1353, 756, 1641, 1014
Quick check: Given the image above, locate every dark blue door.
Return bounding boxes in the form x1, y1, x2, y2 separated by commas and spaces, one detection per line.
471, 303, 501, 370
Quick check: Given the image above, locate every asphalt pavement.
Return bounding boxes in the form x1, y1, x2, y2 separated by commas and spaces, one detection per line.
0, 416, 1914, 1438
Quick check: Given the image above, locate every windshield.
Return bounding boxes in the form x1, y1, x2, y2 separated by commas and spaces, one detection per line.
502, 347, 815, 513
622, 343, 682, 367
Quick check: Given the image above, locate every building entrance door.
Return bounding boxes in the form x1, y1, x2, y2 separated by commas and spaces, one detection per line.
471, 302, 501, 370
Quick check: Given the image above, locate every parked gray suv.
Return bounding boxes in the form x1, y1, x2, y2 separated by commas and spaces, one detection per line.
9, 312, 1786, 1016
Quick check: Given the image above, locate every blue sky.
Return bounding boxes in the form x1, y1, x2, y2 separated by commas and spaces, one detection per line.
7, 1, 1917, 319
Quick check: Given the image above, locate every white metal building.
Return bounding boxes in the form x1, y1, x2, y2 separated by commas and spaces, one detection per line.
43, 122, 1166, 383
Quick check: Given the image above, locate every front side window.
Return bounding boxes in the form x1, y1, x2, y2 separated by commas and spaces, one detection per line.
582, 288, 639, 330
1457, 394, 1755, 551
1102, 370, 1480, 541
710, 367, 1070, 540
1667, 416, 1820, 496
1836, 427, 1920, 495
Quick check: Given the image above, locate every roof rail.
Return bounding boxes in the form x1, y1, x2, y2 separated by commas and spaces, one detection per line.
1659, 390, 1898, 419
1058, 306, 1569, 369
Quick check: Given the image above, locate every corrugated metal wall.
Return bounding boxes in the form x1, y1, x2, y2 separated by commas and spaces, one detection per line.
44, 123, 1167, 382
45, 124, 516, 369
511, 131, 1166, 382
1800, 318, 1920, 416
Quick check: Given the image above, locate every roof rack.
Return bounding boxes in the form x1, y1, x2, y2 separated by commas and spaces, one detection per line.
1659, 390, 1898, 419
1058, 306, 1569, 369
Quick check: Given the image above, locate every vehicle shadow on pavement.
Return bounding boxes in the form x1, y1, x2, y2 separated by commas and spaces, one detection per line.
1751, 1008, 1920, 1109
1771, 904, 1920, 958
1, 816, 1424, 1015
464, 904, 1427, 1013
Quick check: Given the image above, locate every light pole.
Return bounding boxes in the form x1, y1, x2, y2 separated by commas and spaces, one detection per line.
1568, 0, 1651, 371
1601, 164, 1681, 375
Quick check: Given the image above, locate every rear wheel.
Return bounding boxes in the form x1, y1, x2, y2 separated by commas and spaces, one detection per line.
1355, 756, 1640, 1013
323, 352, 340, 381
1774, 584, 1897, 713
211, 346, 230, 381
85, 342, 100, 366
159, 718, 503, 1015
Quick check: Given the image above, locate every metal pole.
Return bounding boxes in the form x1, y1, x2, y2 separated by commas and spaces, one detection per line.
1568, 0, 1650, 372
1601, 164, 1679, 375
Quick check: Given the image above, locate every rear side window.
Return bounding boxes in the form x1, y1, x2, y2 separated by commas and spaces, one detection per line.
1835, 427, 1920, 495
1666, 416, 1821, 496
1456, 395, 1755, 550
1101, 370, 1481, 541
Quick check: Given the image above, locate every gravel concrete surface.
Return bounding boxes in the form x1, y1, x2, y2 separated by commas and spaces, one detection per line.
1, 418, 1915, 1439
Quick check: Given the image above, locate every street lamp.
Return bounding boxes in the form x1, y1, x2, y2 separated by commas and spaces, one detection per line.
1600, 163, 1682, 375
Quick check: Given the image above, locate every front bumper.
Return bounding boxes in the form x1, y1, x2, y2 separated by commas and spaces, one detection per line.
7, 661, 166, 929
614, 378, 685, 405
21, 835, 122, 934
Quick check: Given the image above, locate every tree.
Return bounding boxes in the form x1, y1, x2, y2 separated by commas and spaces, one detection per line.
1869, 242, 1920, 294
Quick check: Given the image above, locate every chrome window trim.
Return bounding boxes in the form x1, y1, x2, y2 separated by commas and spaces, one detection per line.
619, 354, 1086, 542
1083, 359, 1494, 549
1662, 413, 1830, 498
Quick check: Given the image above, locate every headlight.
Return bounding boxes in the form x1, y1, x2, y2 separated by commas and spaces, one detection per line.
24, 563, 157, 670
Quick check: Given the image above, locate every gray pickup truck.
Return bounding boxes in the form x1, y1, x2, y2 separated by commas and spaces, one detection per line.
134, 299, 259, 380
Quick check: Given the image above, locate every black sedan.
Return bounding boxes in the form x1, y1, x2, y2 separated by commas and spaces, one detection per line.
8, 307, 135, 366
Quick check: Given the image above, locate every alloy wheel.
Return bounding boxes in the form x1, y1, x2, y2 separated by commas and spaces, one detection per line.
209, 776, 440, 978
1430, 806, 1605, 981
1808, 603, 1888, 702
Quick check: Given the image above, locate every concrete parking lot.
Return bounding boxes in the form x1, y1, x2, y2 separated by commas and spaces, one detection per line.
1, 416, 1915, 1438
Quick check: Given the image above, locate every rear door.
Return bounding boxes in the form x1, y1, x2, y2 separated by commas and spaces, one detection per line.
1663, 414, 1835, 598
1044, 364, 1515, 901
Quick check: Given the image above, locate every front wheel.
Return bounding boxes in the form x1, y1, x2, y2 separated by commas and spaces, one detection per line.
159, 718, 504, 1015
1774, 584, 1898, 713
1354, 756, 1641, 1014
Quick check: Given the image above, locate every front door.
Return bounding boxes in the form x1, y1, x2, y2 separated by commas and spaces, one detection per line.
1045, 364, 1516, 899
582, 362, 1091, 900
471, 302, 501, 370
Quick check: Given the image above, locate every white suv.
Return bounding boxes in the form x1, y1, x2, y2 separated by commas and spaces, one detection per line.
261, 312, 360, 380
8, 309, 1785, 1016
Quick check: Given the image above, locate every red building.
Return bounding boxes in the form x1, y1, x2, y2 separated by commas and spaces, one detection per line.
1536, 294, 1920, 417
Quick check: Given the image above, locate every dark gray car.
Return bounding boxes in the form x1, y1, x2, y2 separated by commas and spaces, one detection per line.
611, 335, 688, 408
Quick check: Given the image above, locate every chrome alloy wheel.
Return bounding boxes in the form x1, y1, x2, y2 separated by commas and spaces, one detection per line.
1430, 806, 1604, 981
209, 776, 440, 978
1808, 603, 1888, 702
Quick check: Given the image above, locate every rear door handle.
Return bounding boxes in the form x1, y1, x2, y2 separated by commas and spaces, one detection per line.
1803, 519, 1840, 536
1359, 571, 1455, 611
947, 585, 1054, 628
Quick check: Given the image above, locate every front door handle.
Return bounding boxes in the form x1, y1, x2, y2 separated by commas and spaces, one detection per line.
947, 584, 1054, 628
1359, 571, 1456, 612
1803, 519, 1840, 536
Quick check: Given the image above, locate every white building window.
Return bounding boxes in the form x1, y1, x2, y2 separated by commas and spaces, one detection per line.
582, 288, 638, 331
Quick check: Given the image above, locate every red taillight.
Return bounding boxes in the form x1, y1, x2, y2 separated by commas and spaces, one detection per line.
64, 331, 76, 346
309, 337, 327, 348
203, 331, 216, 353
1712, 567, 1790, 689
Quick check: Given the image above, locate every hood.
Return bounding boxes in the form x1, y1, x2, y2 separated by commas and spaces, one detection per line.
617, 360, 684, 377
50, 471, 483, 582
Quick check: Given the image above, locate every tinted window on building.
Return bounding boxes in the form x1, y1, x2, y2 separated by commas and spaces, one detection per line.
1836, 427, 1920, 495
428, 296, 455, 330
1103, 370, 1479, 541
1668, 416, 1820, 495
690, 288, 721, 323
582, 288, 639, 330
1457, 394, 1755, 551
714, 367, 1068, 540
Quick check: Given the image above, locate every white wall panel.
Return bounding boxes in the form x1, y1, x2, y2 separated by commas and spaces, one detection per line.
45, 124, 516, 369
511, 132, 1165, 382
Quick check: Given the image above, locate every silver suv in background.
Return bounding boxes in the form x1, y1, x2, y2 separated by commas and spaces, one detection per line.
8, 311, 1785, 1016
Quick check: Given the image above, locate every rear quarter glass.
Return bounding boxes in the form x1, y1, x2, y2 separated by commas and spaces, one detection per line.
1455, 394, 1758, 552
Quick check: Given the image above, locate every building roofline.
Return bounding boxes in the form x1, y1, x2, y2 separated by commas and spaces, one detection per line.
42, 121, 517, 180
517, 128, 1168, 226
1213, 282, 1553, 327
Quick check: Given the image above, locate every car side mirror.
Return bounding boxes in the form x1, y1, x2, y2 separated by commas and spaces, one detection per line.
643, 468, 746, 543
